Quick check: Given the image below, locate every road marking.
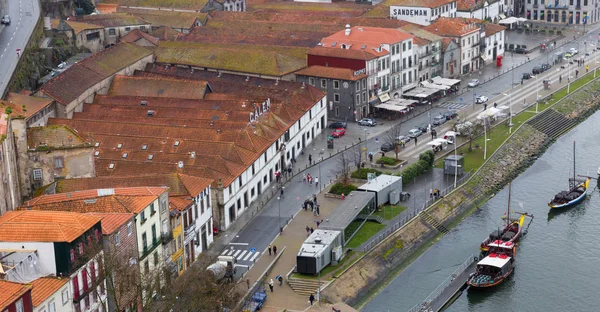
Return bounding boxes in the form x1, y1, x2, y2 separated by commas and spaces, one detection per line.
3, 49, 6, 52
242, 251, 253, 261
238, 250, 248, 260
249, 251, 261, 262
234, 264, 249, 269
221, 249, 228, 255
233, 250, 241, 257
0, 54, 3, 58
229, 242, 249, 246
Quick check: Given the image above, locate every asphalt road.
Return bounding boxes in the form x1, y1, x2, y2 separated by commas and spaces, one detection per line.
0, 0, 40, 97
221, 31, 600, 278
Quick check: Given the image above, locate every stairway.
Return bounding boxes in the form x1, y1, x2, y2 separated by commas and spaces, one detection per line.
420, 211, 449, 234
287, 277, 328, 296
356, 214, 386, 224
527, 109, 577, 139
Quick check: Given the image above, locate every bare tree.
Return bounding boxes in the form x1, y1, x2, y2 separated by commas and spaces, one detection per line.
385, 122, 404, 160
335, 151, 352, 185
351, 143, 363, 168
459, 120, 483, 151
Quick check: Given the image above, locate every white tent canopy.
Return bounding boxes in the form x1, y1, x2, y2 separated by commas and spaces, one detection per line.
426, 138, 449, 146
431, 76, 461, 87
376, 103, 409, 112
477, 107, 501, 119
421, 81, 450, 90
403, 87, 439, 98
387, 98, 418, 106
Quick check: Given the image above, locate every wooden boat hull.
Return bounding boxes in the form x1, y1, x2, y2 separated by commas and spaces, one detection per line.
548, 179, 590, 209
467, 268, 514, 289
480, 215, 526, 252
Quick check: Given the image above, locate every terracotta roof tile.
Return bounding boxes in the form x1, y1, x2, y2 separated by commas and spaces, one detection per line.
64, 20, 104, 34
118, 7, 207, 29
40, 43, 153, 105
86, 212, 134, 234
0, 211, 101, 243
320, 26, 413, 56
71, 13, 148, 28
295, 65, 367, 81
54, 174, 192, 196
30, 277, 69, 307
22, 187, 167, 215
308, 46, 378, 60
169, 196, 193, 211
102, 0, 209, 10
96, 3, 119, 14
0, 93, 54, 119
120, 29, 159, 46
484, 23, 506, 36
0, 280, 31, 310
151, 26, 183, 41
108, 75, 209, 99
423, 17, 482, 37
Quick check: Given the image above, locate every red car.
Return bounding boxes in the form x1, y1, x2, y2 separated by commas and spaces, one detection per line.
332, 128, 346, 138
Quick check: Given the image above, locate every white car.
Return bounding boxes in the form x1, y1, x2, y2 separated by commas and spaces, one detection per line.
475, 95, 489, 104
569, 48, 579, 55
468, 79, 480, 87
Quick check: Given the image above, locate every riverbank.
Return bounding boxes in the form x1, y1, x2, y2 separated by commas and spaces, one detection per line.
321, 72, 600, 309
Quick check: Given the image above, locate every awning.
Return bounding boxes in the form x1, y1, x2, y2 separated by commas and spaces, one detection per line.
375, 103, 409, 113
369, 97, 381, 105
431, 76, 461, 87
477, 107, 501, 119
421, 81, 450, 90
403, 87, 439, 98
379, 93, 391, 103
499, 13, 506, 19
426, 138, 449, 146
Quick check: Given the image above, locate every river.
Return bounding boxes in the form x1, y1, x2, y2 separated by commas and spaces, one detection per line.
362, 110, 600, 312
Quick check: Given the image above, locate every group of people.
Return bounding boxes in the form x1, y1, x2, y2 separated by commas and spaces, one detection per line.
303, 173, 319, 187
302, 195, 320, 216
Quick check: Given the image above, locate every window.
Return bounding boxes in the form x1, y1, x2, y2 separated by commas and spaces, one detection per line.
117, 143, 123, 149
109, 28, 116, 35
334, 106, 339, 117
356, 94, 360, 105
125, 27, 131, 31
85, 32, 100, 41
115, 231, 120, 245
151, 224, 157, 243
33, 168, 42, 181
151, 203, 156, 215
403, 42, 406, 51
54, 157, 64, 169
408, 41, 412, 50
141, 210, 146, 223
49, 300, 56, 312
238, 176, 242, 187
142, 233, 148, 249
334, 93, 340, 102
308, 77, 315, 86
356, 81, 360, 91
122, 152, 128, 158
62, 289, 69, 305
333, 80, 340, 89
142, 144, 147, 150
321, 79, 327, 88
127, 222, 133, 235
140, 25, 146, 30
16, 299, 23, 312
174, 140, 180, 146
153, 251, 159, 266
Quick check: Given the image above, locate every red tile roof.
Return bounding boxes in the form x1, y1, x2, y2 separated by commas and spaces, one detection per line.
87, 212, 134, 235
308, 46, 377, 61
423, 17, 481, 37
40, 43, 153, 105
46, 68, 325, 187
484, 23, 506, 36
30, 277, 69, 307
320, 26, 414, 56
120, 29, 159, 46
0, 93, 54, 120
71, 13, 148, 28
169, 197, 193, 211
96, 3, 119, 14
0, 211, 102, 243
386, 0, 455, 8
295, 65, 367, 81
27, 125, 90, 150
22, 187, 167, 215
0, 280, 31, 310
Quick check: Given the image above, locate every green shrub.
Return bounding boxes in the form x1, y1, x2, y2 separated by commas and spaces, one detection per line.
351, 168, 383, 179
329, 183, 357, 195
376, 156, 400, 165
399, 151, 434, 184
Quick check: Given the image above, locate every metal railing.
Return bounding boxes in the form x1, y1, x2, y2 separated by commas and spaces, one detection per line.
407, 253, 476, 312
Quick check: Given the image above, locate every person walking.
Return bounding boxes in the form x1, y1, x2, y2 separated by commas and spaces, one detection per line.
484, 103, 487, 110
269, 279, 274, 292
303, 174, 307, 183
493, 102, 497, 109
369, 153, 373, 162
431, 130, 435, 140
586, 65, 589, 73
309, 293, 315, 306
414, 136, 418, 146
306, 226, 310, 235
277, 275, 283, 286
268, 245, 272, 256
315, 177, 319, 188
308, 154, 312, 165
273, 245, 278, 255
280, 187, 284, 197
310, 227, 314, 234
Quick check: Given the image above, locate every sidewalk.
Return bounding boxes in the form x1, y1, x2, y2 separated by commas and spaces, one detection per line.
241, 184, 350, 311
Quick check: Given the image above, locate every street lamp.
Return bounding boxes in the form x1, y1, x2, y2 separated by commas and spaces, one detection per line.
318, 149, 324, 192
503, 92, 513, 128
363, 129, 369, 163
452, 132, 459, 188
277, 195, 282, 233
531, 75, 540, 113
472, 91, 476, 109
483, 119, 491, 160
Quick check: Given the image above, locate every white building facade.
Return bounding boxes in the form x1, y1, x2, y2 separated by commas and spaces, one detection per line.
456, 0, 504, 22
390, 0, 458, 25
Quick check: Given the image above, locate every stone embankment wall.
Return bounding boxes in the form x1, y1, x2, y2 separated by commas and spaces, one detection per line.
323, 78, 600, 308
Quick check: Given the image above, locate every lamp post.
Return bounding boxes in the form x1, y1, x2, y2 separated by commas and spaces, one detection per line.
568, 55, 572, 93
472, 91, 476, 109
363, 129, 369, 163
318, 150, 324, 192
532, 75, 540, 113
277, 195, 282, 233
453, 133, 458, 188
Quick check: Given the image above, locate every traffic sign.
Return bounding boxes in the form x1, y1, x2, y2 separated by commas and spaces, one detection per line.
250, 248, 256, 253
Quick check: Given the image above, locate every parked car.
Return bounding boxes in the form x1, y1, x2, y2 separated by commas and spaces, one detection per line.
396, 135, 411, 145
443, 111, 458, 120
328, 121, 347, 129
541, 63, 552, 71
569, 48, 579, 55
417, 122, 429, 133
467, 79, 480, 87
331, 128, 346, 138
514, 47, 527, 54
564, 52, 574, 59
358, 118, 376, 127
380, 142, 396, 152
432, 115, 447, 126
408, 129, 423, 138
1, 15, 10, 25
522, 72, 533, 79
475, 95, 489, 104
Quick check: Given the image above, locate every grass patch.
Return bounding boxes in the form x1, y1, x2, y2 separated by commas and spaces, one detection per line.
329, 182, 357, 195
373, 205, 407, 220
345, 221, 386, 249
351, 168, 382, 179
376, 156, 403, 165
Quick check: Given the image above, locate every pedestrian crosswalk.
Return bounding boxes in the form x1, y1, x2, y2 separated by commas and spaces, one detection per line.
439, 102, 470, 110
221, 247, 261, 263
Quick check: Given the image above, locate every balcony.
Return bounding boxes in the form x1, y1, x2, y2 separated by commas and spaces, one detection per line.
533, 2, 539, 7
419, 50, 433, 58
184, 223, 197, 238
162, 231, 173, 244
141, 236, 162, 259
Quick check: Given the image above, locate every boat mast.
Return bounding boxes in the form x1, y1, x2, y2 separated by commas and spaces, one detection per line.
507, 183, 511, 226
573, 141, 576, 189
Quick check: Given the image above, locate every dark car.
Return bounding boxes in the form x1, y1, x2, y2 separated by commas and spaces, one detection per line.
328, 121, 347, 129
522, 72, 532, 79
541, 63, 551, 71
432, 115, 447, 126
443, 111, 458, 120
417, 122, 429, 133
380, 142, 396, 152
514, 47, 527, 54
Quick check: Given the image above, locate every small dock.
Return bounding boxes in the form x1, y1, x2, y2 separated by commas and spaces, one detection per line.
407, 254, 478, 312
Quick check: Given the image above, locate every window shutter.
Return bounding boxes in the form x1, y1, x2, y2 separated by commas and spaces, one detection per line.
90, 261, 96, 283
82, 269, 89, 292
73, 276, 80, 300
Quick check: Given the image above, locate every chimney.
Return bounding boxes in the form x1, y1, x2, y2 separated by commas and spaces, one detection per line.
345, 24, 351, 36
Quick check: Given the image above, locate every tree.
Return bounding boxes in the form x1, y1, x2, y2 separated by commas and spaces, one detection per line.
79, 0, 95, 15
351, 143, 363, 169
385, 122, 404, 160
463, 121, 484, 151
335, 151, 352, 185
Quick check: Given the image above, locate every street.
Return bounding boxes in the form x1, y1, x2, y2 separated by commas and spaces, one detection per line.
0, 0, 40, 96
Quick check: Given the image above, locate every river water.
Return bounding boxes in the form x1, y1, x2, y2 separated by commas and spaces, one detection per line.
363, 110, 600, 312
